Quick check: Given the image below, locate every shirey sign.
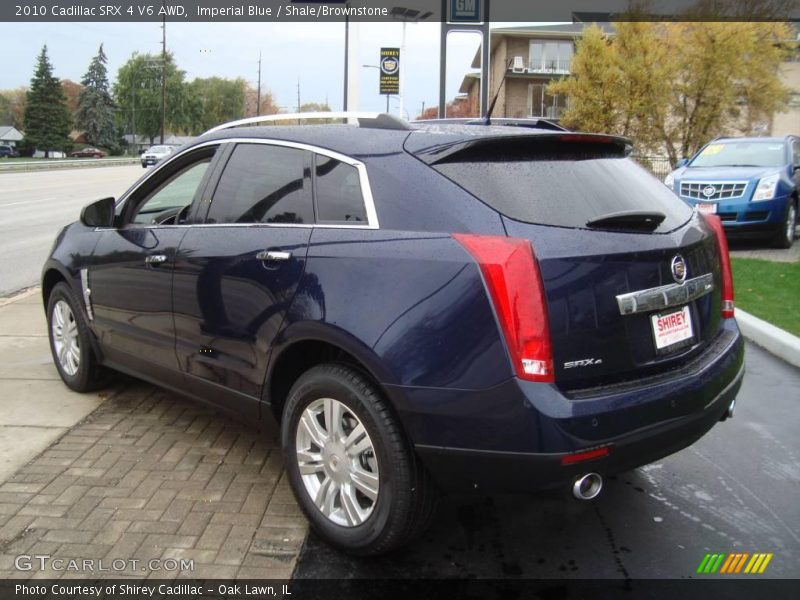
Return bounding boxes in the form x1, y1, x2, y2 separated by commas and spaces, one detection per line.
379, 48, 400, 95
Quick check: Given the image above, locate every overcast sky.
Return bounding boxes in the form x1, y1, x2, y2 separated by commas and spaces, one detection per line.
0, 21, 527, 119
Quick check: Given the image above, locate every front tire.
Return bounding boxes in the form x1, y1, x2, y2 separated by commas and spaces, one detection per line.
281, 363, 436, 556
46, 282, 108, 392
774, 200, 797, 249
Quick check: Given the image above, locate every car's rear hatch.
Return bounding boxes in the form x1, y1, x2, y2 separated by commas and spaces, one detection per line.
408, 130, 724, 391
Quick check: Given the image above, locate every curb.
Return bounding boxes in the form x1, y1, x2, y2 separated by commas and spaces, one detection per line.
736, 309, 800, 369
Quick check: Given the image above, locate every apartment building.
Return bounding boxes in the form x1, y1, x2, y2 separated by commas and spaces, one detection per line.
459, 23, 613, 121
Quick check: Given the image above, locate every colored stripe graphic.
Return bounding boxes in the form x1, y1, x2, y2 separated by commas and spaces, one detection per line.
697, 554, 713, 573
758, 554, 773, 573
734, 553, 749, 573
697, 552, 772, 574
720, 554, 736, 573
710, 554, 725, 573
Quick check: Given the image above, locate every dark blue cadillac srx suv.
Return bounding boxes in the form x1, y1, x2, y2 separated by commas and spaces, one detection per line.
42, 113, 744, 555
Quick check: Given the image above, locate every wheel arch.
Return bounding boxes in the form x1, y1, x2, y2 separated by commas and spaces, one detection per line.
41, 262, 72, 309
264, 322, 401, 427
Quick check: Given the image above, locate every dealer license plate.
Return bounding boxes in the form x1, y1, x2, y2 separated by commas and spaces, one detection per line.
651, 306, 694, 352
696, 203, 717, 215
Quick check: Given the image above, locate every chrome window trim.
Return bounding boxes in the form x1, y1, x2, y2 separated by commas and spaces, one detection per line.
616, 273, 715, 316
115, 137, 379, 230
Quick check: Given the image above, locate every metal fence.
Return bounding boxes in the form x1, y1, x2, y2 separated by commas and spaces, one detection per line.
632, 155, 673, 182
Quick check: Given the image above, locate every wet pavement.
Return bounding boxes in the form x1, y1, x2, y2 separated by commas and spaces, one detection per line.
294, 342, 800, 580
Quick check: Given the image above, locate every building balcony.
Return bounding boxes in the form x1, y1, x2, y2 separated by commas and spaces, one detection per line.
508, 57, 572, 75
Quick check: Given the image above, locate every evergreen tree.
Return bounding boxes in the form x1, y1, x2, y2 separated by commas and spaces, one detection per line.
76, 44, 116, 149
23, 46, 72, 156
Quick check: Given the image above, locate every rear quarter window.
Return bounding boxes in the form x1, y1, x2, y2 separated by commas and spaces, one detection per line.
314, 155, 368, 224
432, 139, 693, 232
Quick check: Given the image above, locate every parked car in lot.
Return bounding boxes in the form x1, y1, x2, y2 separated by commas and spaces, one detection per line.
665, 136, 799, 248
0, 144, 19, 158
42, 113, 744, 556
140, 144, 176, 167
69, 147, 107, 158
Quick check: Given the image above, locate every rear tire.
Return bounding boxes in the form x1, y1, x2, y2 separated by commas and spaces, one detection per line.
774, 200, 797, 249
46, 282, 109, 392
281, 363, 437, 556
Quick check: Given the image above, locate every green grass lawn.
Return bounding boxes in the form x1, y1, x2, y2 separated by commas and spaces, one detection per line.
731, 258, 800, 336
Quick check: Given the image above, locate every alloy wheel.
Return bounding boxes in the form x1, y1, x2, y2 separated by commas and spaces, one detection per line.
295, 397, 379, 527
51, 299, 80, 376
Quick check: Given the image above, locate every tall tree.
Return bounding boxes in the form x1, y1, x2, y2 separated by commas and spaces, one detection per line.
548, 21, 794, 163
113, 52, 195, 143
61, 80, 83, 118
76, 44, 117, 148
188, 77, 247, 133
22, 46, 72, 156
548, 26, 620, 135
244, 85, 279, 118
0, 88, 28, 128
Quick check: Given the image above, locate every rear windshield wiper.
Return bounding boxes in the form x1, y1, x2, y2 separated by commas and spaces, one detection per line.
586, 210, 666, 231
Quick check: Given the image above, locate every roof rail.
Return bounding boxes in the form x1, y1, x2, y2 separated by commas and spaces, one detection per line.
204, 112, 413, 135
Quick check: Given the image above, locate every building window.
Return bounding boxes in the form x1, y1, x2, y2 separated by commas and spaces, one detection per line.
528, 40, 573, 73
527, 84, 568, 120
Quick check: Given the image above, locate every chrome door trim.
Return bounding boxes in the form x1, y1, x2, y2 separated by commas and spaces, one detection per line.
115, 137, 380, 230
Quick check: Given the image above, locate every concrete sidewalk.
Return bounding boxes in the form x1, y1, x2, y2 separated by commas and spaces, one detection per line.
0, 290, 307, 579
0, 289, 105, 485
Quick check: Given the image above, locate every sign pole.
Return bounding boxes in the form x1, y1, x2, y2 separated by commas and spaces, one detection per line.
440, 0, 490, 118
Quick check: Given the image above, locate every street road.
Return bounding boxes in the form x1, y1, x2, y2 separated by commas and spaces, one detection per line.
295, 342, 800, 580
0, 165, 142, 296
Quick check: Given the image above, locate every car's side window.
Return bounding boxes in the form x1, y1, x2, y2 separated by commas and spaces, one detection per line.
793, 140, 800, 167
206, 143, 312, 224
129, 160, 212, 225
314, 154, 368, 224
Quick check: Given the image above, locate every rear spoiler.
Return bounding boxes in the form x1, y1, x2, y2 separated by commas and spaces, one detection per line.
410, 132, 634, 166
413, 117, 567, 132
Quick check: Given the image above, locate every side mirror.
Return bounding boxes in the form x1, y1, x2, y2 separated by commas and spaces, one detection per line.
674, 158, 689, 169
80, 197, 116, 228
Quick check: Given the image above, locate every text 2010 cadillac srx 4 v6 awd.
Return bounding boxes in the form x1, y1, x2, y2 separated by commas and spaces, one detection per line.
42, 113, 743, 555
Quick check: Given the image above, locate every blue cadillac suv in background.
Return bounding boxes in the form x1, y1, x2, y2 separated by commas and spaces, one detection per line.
665, 136, 799, 248
42, 113, 744, 555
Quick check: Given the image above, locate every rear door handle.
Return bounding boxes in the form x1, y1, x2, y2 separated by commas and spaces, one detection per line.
256, 250, 292, 262
145, 254, 168, 265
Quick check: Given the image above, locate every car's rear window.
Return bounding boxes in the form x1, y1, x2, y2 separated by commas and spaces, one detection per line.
432, 139, 693, 232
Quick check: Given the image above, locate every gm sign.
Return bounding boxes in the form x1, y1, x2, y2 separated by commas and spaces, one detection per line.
450, 0, 482, 23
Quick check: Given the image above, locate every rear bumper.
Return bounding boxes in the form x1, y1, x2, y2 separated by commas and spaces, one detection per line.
416, 363, 742, 492
387, 319, 744, 493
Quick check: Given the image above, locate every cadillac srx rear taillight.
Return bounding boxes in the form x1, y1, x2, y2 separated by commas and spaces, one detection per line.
453, 234, 554, 383
703, 214, 735, 318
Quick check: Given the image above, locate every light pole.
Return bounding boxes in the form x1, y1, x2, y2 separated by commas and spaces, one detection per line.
390, 7, 432, 119
363, 65, 390, 112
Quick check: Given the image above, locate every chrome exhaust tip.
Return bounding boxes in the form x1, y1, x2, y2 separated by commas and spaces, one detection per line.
726, 399, 736, 419
572, 472, 603, 500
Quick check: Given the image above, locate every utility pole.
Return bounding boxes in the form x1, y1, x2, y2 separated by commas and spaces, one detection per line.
296, 79, 301, 113
160, 3, 166, 144
256, 51, 262, 116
